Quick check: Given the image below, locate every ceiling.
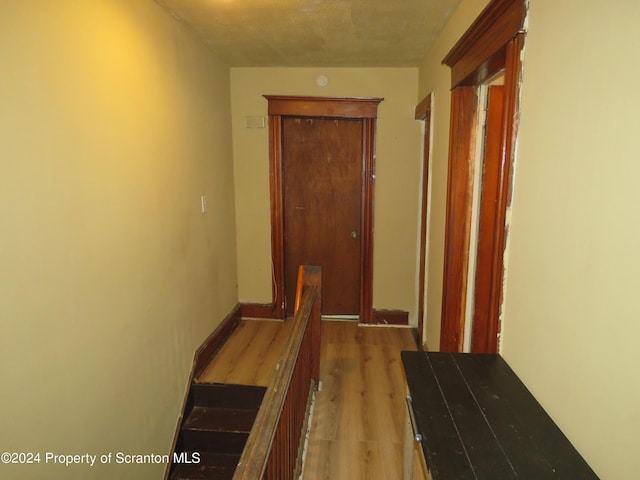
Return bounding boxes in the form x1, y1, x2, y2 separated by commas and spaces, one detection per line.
156, 0, 463, 67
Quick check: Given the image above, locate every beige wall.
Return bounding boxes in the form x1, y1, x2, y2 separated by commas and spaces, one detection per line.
0, 1, 236, 479
502, 1, 640, 478
419, 0, 640, 478
231, 68, 422, 320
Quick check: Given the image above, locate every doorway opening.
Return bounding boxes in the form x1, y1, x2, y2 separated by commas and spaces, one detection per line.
414, 93, 434, 348
463, 72, 505, 352
439, 0, 526, 353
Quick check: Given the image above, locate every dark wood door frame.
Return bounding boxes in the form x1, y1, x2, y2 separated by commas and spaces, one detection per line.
440, 86, 478, 352
264, 96, 383, 322
472, 85, 505, 353
439, 0, 526, 352
414, 93, 433, 347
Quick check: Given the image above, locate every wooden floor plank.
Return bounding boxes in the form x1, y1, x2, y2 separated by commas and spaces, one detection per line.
195, 319, 418, 479
196, 319, 294, 386
303, 321, 418, 479
302, 440, 405, 480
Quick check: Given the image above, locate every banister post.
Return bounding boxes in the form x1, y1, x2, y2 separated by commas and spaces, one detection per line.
301, 265, 321, 383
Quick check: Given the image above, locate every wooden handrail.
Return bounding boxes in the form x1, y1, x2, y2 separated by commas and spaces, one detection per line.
233, 265, 321, 480
294, 265, 305, 314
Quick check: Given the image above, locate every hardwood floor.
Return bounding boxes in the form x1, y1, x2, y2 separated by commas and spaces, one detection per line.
303, 321, 418, 480
196, 319, 419, 479
196, 319, 294, 386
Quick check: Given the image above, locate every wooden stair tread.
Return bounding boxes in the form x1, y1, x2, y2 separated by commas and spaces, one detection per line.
190, 383, 267, 410
183, 406, 258, 433
170, 453, 239, 480
169, 383, 267, 477
180, 429, 251, 455
170, 463, 235, 480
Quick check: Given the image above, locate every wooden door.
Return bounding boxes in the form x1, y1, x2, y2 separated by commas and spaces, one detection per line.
265, 95, 381, 322
282, 117, 363, 317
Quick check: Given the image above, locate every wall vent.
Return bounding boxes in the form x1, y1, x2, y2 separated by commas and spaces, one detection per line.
244, 116, 266, 129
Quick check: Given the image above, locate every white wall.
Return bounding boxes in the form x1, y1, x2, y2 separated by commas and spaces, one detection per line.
0, 2, 236, 479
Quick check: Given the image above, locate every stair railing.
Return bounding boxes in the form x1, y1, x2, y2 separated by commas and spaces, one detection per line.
233, 265, 321, 480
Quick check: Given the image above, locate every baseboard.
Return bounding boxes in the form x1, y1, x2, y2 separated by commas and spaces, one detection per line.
239, 302, 279, 319
410, 328, 424, 351
371, 309, 409, 325
194, 304, 242, 377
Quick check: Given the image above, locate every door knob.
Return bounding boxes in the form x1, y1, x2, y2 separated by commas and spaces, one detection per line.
351, 231, 358, 239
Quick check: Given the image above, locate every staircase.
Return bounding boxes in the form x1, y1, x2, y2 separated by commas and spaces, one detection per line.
169, 383, 267, 480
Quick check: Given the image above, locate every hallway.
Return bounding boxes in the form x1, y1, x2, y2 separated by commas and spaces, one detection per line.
197, 319, 418, 479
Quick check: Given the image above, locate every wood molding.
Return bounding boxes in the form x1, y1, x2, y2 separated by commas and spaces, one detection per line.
483, 33, 526, 352
265, 95, 383, 118
442, 0, 526, 87
440, 87, 478, 352
415, 93, 433, 345
194, 304, 242, 377
264, 95, 382, 323
239, 303, 279, 319
371, 309, 409, 326
415, 94, 433, 121
410, 328, 424, 351
268, 114, 286, 318
360, 117, 376, 324
439, 0, 526, 353
471, 86, 504, 353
